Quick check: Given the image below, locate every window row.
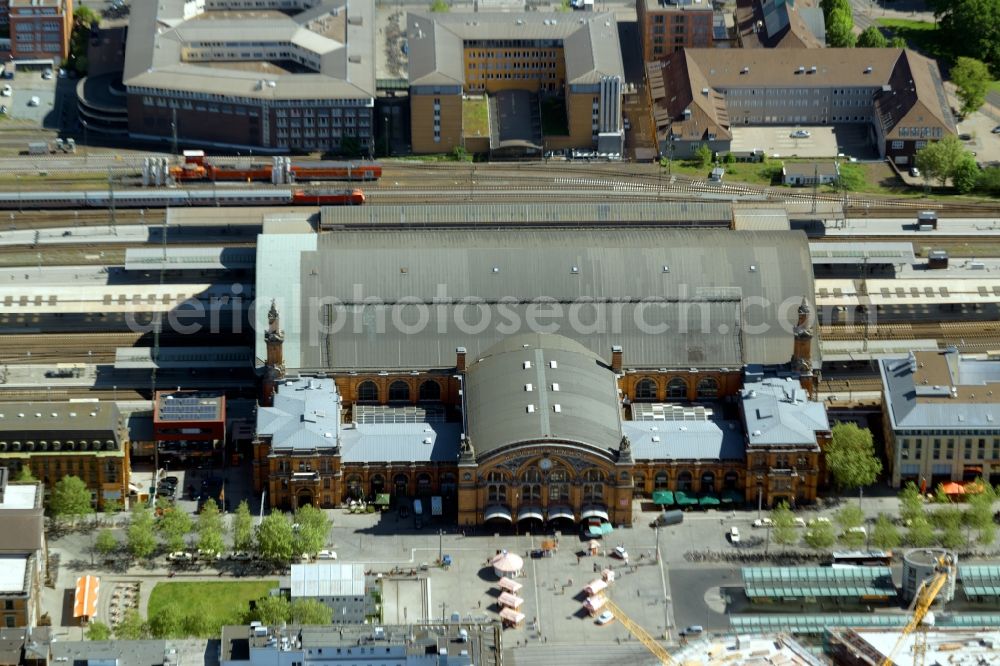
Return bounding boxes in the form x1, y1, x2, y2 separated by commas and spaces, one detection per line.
356, 380, 442, 403
633, 376, 719, 400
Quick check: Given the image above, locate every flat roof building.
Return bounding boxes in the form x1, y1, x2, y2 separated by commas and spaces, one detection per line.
637, 0, 720, 61
288, 563, 368, 623
826, 627, 1000, 666
0, 401, 130, 510
880, 350, 1000, 488
0, 473, 43, 628
123, 0, 375, 152
406, 11, 624, 155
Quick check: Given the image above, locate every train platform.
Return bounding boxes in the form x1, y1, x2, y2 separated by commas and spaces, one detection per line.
0, 282, 252, 315
819, 339, 940, 362
896, 258, 1000, 278
827, 217, 1000, 236
0, 362, 255, 390
0, 225, 149, 247
816, 277, 1000, 308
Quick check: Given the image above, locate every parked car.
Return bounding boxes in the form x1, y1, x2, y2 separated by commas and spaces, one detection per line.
752, 518, 774, 528
959, 133, 972, 141
167, 551, 193, 562
317, 550, 338, 560
42, 69, 52, 80
1, 85, 11, 96
910, 167, 921, 177
613, 545, 629, 560
1, 105, 8, 115
198, 548, 223, 561
728, 527, 741, 544
793, 518, 807, 528
682, 625, 704, 637
229, 551, 252, 561
790, 129, 811, 138
992, 125, 1000, 134
595, 610, 615, 625
162, 475, 179, 486
27, 96, 39, 107
807, 517, 831, 526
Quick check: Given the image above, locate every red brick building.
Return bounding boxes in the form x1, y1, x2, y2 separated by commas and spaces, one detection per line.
8, 0, 72, 61
153, 391, 226, 461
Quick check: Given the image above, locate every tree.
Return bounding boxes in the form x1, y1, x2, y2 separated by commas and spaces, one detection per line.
693, 144, 713, 168
804, 521, 836, 550
290, 598, 333, 625
976, 166, 1000, 196
825, 423, 882, 499
928, 0, 1000, 78
293, 505, 331, 557
127, 504, 157, 560
916, 135, 975, 187
951, 57, 991, 116
197, 499, 225, 556
85, 621, 112, 641
49, 475, 93, 524
158, 508, 193, 553
941, 523, 966, 549
930, 507, 963, 530
889, 36, 907, 48
256, 512, 295, 564
770, 501, 798, 547
826, 8, 856, 47
429, 0, 449, 11
836, 163, 865, 192
95, 529, 118, 557
249, 595, 291, 626
871, 514, 901, 550
856, 26, 887, 48
181, 612, 217, 639
12, 466, 36, 483
899, 482, 925, 524
953, 156, 981, 194
233, 500, 254, 552
836, 504, 866, 547
148, 605, 184, 639
115, 609, 149, 640
906, 517, 936, 547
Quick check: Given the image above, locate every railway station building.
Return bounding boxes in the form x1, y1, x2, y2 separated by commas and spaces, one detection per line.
0, 401, 130, 510
647, 48, 956, 167
879, 349, 1000, 488
406, 11, 624, 156
123, 0, 375, 152
251, 226, 830, 522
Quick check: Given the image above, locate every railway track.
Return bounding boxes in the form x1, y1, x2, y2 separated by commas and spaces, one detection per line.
819, 376, 883, 393
0, 387, 147, 402
821, 321, 1000, 341
0, 332, 250, 364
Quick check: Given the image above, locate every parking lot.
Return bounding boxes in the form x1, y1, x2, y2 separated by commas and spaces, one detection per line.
731, 125, 841, 159
4, 68, 59, 126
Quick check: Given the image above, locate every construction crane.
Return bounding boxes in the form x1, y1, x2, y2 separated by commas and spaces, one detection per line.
602, 598, 679, 666
879, 555, 954, 666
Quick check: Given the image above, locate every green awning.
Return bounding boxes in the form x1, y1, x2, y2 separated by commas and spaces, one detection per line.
587, 525, 603, 537
374, 493, 390, 506
675, 491, 698, 506
600, 522, 614, 535
652, 490, 674, 505
722, 489, 743, 504
699, 495, 721, 507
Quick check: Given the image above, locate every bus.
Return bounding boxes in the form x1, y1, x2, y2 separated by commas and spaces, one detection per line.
830, 550, 893, 568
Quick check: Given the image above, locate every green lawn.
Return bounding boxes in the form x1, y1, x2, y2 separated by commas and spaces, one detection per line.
462, 97, 489, 138
147, 580, 276, 638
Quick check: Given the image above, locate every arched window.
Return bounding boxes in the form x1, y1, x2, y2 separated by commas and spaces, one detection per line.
440, 472, 456, 496
487, 471, 508, 503
696, 377, 720, 399
370, 474, 385, 498
521, 467, 543, 483
634, 378, 658, 400
346, 475, 363, 499
388, 380, 410, 402
417, 473, 432, 495
357, 381, 378, 403
393, 473, 409, 497
633, 472, 646, 493
654, 471, 669, 489
667, 377, 688, 399
724, 471, 739, 490
700, 471, 715, 493
521, 484, 542, 501
583, 469, 605, 502
547, 467, 569, 502
677, 471, 693, 492
418, 380, 441, 401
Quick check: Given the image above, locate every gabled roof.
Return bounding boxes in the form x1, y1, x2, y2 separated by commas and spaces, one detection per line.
648, 52, 731, 143
875, 50, 957, 140
741, 377, 829, 447
407, 11, 623, 87
735, 0, 824, 49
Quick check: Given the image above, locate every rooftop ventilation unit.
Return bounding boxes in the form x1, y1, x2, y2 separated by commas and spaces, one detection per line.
741, 66, 749, 74
796, 66, 805, 74
864, 66, 873, 74
808, 66, 817, 74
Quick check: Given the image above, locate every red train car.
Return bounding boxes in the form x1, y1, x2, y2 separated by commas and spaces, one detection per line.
289, 161, 382, 181
291, 188, 365, 205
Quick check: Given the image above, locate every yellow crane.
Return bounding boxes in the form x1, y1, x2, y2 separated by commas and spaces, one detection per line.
879, 555, 954, 666
602, 598, 679, 666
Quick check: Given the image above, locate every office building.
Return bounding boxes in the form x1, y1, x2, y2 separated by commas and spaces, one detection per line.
123, 0, 375, 152
0, 472, 44, 628
8, 0, 72, 62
